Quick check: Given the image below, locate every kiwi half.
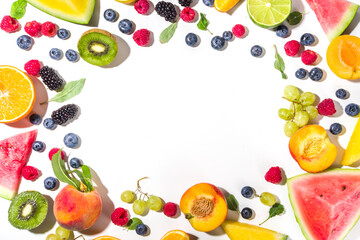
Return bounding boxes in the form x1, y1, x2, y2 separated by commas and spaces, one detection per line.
78, 29, 118, 66
8, 191, 48, 230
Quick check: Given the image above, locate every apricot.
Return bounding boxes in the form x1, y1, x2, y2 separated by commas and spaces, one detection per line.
327, 35, 360, 80
54, 185, 102, 231
289, 125, 337, 173
180, 183, 227, 232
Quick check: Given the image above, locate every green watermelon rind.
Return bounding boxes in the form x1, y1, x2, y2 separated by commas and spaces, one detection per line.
287, 168, 360, 240
0, 185, 15, 200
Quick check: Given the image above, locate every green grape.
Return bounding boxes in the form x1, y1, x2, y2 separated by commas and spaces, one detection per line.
55, 226, 71, 240
133, 199, 146, 215
294, 111, 310, 127
46, 234, 60, 240
260, 192, 277, 206
121, 190, 135, 203
283, 85, 300, 102
146, 195, 163, 211
289, 102, 302, 115
300, 92, 316, 106
278, 108, 293, 120
284, 121, 299, 137
305, 106, 319, 120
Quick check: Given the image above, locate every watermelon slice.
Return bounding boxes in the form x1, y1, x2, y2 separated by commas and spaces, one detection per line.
305, 0, 358, 41
0, 130, 37, 200
288, 169, 360, 240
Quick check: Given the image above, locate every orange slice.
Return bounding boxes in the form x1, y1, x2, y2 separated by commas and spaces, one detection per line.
160, 230, 190, 240
0, 65, 35, 123
93, 236, 121, 240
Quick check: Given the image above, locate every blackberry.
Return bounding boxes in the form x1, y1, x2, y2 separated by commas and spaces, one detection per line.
179, 0, 192, 7
39, 66, 64, 91
155, 1, 178, 22
51, 104, 79, 125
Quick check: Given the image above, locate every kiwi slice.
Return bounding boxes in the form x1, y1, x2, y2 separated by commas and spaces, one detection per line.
8, 191, 48, 230
78, 29, 118, 66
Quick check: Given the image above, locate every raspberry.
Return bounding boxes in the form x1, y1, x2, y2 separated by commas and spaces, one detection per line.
180, 7, 196, 22
133, 29, 150, 46
49, 148, 66, 161
264, 166, 282, 184
41, 21, 57, 37
317, 98, 336, 116
284, 40, 300, 57
24, 21, 42, 37
163, 202, 177, 217
301, 50, 317, 65
134, 0, 150, 15
232, 24, 245, 38
22, 166, 40, 180
0, 15, 19, 33
111, 207, 129, 226
24, 60, 41, 76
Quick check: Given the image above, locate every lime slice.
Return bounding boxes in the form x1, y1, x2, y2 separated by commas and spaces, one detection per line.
247, 0, 292, 28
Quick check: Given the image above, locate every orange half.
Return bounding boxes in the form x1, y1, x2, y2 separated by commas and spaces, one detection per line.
0, 65, 35, 123
160, 230, 190, 240
93, 236, 121, 240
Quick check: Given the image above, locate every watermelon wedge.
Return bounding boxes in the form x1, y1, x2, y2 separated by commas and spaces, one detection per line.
288, 169, 360, 240
0, 130, 37, 200
305, 0, 358, 41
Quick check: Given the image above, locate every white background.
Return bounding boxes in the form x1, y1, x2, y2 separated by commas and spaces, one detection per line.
1, 0, 360, 239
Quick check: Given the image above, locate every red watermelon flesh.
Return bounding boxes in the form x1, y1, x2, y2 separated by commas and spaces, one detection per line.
288, 169, 360, 240
0, 130, 37, 200
305, 0, 358, 41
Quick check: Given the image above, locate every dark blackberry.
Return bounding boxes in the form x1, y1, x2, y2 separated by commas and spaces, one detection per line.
155, 1, 178, 22
51, 104, 79, 125
39, 66, 64, 91
179, 0, 192, 7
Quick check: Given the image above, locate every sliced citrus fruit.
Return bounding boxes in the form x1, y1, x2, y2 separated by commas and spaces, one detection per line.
214, 0, 241, 12
160, 230, 190, 240
247, 0, 292, 28
115, 0, 136, 4
93, 236, 121, 240
0, 65, 35, 123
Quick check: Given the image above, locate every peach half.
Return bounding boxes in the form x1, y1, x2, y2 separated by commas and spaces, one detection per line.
180, 183, 227, 232
289, 125, 337, 173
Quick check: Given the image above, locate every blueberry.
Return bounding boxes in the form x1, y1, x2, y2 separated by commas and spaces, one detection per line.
241, 186, 254, 198
70, 158, 82, 169
43, 118, 56, 130
300, 33, 315, 46
309, 67, 323, 81
135, 224, 147, 235
44, 177, 58, 190
17, 35, 33, 50
251, 45, 263, 57
336, 89, 348, 99
32, 141, 45, 152
64, 133, 80, 148
29, 113, 41, 125
65, 49, 79, 62
185, 33, 198, 47
222, 31, 233, 41
241, 207, 253, 219
330, 123, 342, 135
276, 25, 288, 38
345, 103, 360, 117
49, 48, 63, 60
202, 0, 214, 6
57, 29, 70, 40
211, 36, 225, 50
295, 68, 307, 79
104, 9, 118, 22
118, 19, 133, 34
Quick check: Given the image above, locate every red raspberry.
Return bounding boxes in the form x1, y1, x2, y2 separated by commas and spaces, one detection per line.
264, 166, 282, 184
134, 0, 150, 14
180, 7, 196, 22
22, 166, 40, 180
301, 50, 318, 65
48, 148, 66, 161
111, 207, 129, 226
232, 24, 245, 38
24, 21, 42, 37
24, 60, 41, 76
0, 15, 19, 33
133, 29, 150, 46
163, 202, 178, 217
317, 98, 336, 116
41, 21, 57, 37
284, 40, 300, 57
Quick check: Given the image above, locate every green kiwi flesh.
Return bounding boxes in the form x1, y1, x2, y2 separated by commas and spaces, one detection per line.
78, 29, 118, 66
8, 191, 48, 230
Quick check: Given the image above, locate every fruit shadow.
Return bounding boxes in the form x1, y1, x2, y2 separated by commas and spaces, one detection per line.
102, 35, 130, 68
227, 0, 244, 16
288, 0, 305, 30
328, 130, 345, 168
87, 0, 101, 27
344, 7, 360, 35
6, 76, 48, 128
80, 167, 114, 235
30, 195, 56, 234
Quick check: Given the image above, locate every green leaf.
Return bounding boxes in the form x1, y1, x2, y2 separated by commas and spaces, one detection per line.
51, 150, 80, 189
160, 22, 178, 44
82, 165, 92, 180
260, 203, 285, 225
10, 0, 27, 19
127, 217, 143, 230
47, 78, 85, 103
287, 11, 303, 25
274, 45, 287, 79
226, 194, 239, 211
197, 13, 212, 34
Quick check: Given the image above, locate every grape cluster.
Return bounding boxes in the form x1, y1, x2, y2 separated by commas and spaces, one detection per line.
279, 85, 319, 137
46, 226, 72, 240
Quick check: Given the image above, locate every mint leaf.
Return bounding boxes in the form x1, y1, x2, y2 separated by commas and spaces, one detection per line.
10, 0, 27, 19
46, 78, 85, 104
197, 13, 212, 34
226, 194, 239, 211
160, 22, 178, 44
127, 217, 142, 230
274, 45, 287, 79
51, 150, 80, 190
259, 203, 285, 225
287, 11, 303, 25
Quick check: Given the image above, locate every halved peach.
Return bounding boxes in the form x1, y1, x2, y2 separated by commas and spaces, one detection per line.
180, 183, 227, 232
289, 125, 337, 173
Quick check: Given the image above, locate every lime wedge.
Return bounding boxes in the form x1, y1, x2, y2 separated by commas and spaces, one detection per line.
247, 0, 292, 28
